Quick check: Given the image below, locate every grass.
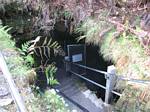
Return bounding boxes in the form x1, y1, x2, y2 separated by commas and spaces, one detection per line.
0, 26, 30, 76
39, 89, 69, 112
76, 12, 150, 111
76, 13, 149, 79
0, 26, 15, 49
6, 56, 29, 76
76, 10, 112, 45
101, 32, 148, 79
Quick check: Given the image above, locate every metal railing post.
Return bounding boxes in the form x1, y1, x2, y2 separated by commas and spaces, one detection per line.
105, 65, 117, 104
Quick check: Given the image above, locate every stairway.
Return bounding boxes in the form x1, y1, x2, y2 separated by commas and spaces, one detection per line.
55, 68, 104, 112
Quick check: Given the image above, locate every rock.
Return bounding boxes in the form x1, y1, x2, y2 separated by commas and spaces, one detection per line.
83, 90, 91, 98
94, 98, 103, 108
72, 110, 78, 112
0, 98, 13, 106
0, 107, 7, 112
0, 76, 6, 84
89, 93, 97, 103
0, 86, 9, 97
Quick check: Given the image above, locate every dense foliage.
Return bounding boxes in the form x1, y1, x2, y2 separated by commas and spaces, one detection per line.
0, 26, 70, 111
0, 0, 150, 111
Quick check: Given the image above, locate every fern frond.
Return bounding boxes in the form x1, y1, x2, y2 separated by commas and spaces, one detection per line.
28, 36, 65, 61
1, 26, 9, 30
29, 36, 41, 46
0, 26, 14, 49
47, 38, 52, 46
43, 37, 48, 46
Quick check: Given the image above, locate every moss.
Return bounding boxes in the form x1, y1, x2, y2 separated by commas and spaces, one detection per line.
115, 85, 150, 112
77, 13, 150, 111
6, 56, 28, 76
100, 31, 149, 78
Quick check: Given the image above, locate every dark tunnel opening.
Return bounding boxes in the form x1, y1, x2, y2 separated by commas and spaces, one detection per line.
52, 23, 119, 102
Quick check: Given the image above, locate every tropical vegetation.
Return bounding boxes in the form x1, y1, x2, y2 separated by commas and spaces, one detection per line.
0, 0, 150, 111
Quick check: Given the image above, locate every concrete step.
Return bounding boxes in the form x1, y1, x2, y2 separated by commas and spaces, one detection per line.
61, 86, 80, 97
71, 91, 102, 112
57, 80, 103, 112
58, 78, 73, 86
56, 68, 104, 112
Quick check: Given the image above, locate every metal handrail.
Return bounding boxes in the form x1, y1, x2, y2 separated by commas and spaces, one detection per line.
118, 76, 150, 84
66, 60, 108, 75
70, 70, 122, 96
69, 62, 122, 96
73, 62, 150, 85
70, 71, 106, 89
73, 63, 108, 75
0, 52, 27, 112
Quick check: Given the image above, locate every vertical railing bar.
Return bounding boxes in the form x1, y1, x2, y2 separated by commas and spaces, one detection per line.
105, 65, 117, 104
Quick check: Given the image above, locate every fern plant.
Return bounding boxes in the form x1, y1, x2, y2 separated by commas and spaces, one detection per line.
18, 42, 34, 67
28, 36, 65, 62
0, 26, 14, 49
18, 42, 30, 55
27, 36, 64, 88
45, 64, 59, 86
